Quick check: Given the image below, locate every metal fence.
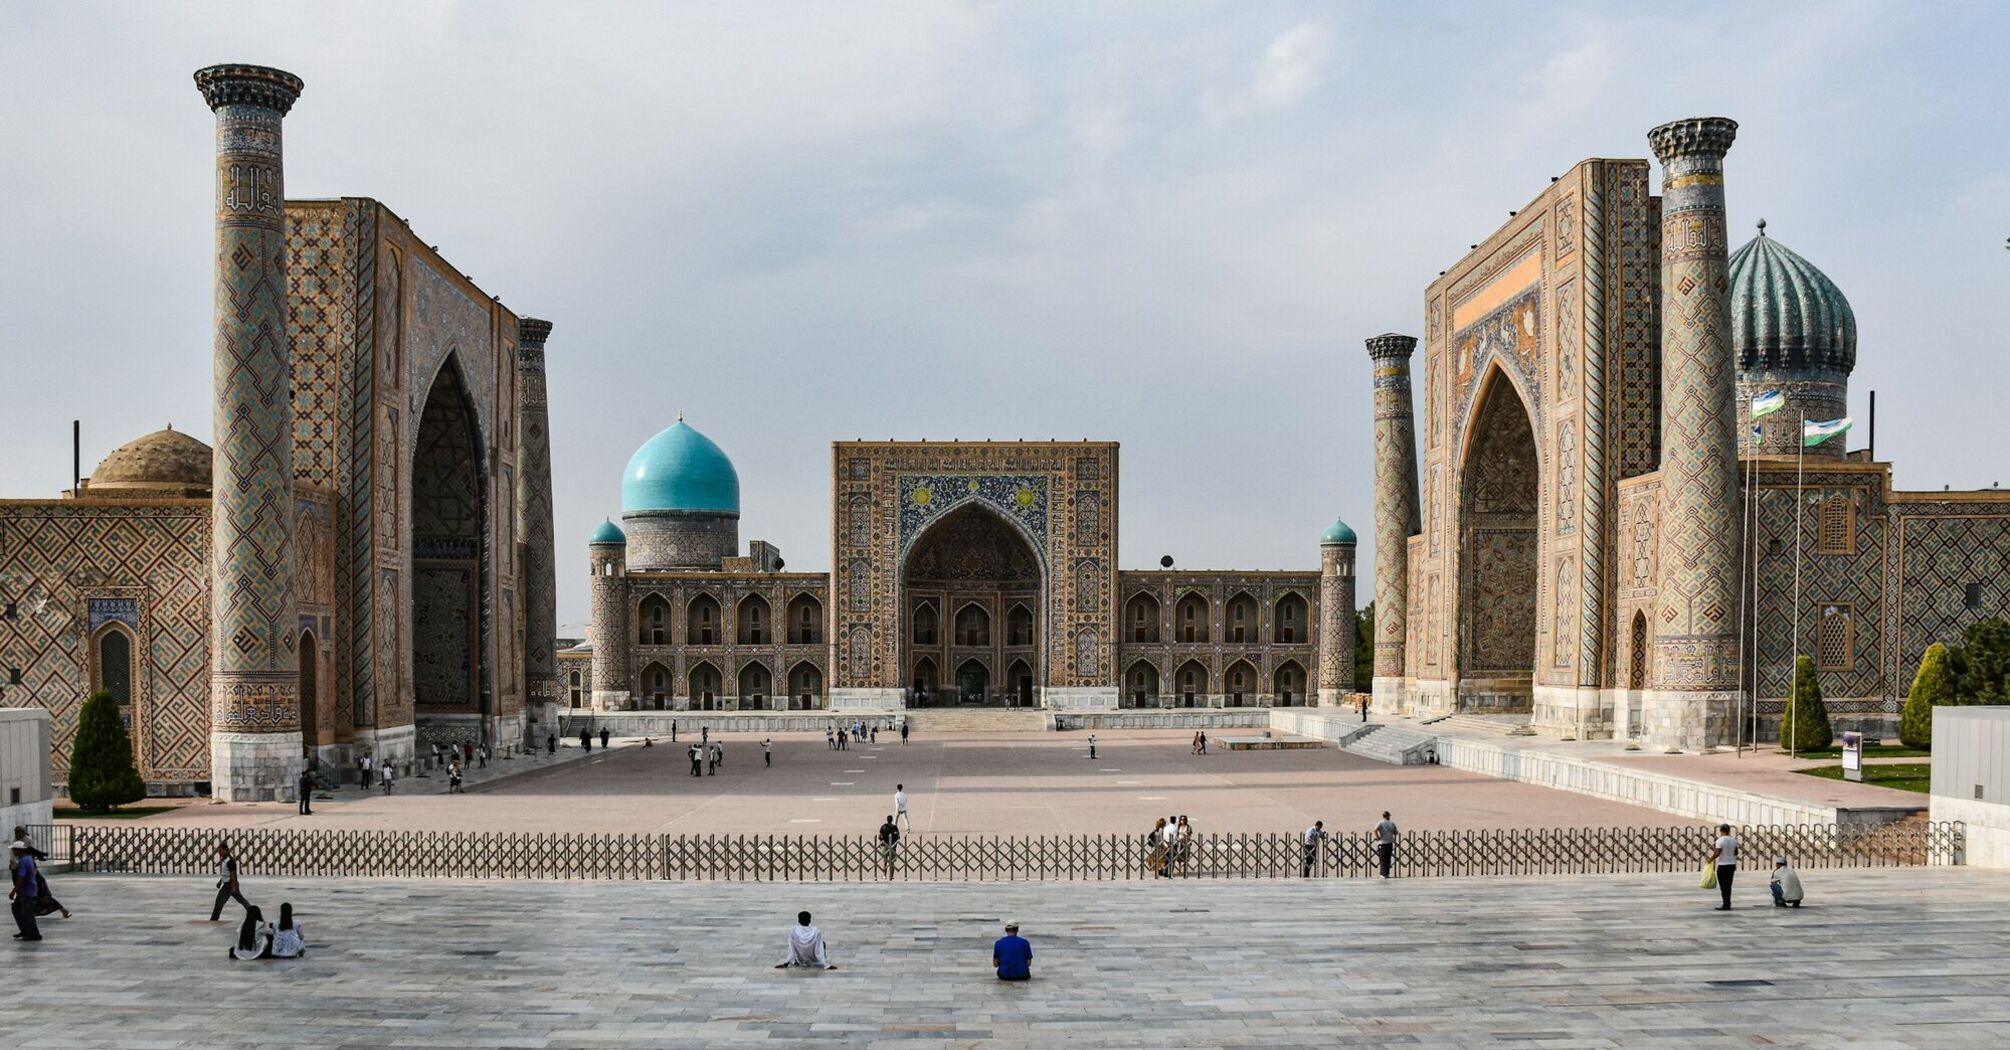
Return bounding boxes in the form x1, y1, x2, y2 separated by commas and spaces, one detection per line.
31, 820, 1963, 882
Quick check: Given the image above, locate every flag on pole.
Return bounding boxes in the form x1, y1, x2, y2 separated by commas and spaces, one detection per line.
1750, 424, 1764, 444
1803, 417, 1853, 446
1750, 389, 1786, 419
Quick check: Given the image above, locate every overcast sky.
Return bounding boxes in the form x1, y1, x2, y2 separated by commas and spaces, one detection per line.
4, 2, 2005, 629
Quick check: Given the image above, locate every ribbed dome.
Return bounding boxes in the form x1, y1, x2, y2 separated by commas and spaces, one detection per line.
1730, 223, 1856, 377
1320, 518, 1357, 546
589, 519, 626, 544
620, 420, 740, 514
88, 426, 212, 495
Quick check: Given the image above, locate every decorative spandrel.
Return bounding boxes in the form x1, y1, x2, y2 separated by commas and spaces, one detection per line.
896, 474, 1048, 560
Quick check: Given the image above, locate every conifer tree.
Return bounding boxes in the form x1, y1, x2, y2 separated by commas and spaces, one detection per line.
68, 690, 146, 813
1901, 642, 1954, 750
1784, 653, 1833, 753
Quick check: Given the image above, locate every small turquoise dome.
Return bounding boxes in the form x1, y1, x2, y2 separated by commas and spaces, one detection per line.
1730, 223, 1856, 377
589, 518, 626, 544
620, 420, 740, 514
1320, 518, 1357, 545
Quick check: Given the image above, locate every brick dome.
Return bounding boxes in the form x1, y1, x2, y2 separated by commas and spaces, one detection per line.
88, 426, 212, 496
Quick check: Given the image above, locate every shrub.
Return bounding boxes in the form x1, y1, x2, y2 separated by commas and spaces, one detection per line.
1954, 617, 2010, 704
1900, 642, 1954, 750
68, 690, 146, 813
1783, 653, 1833, 753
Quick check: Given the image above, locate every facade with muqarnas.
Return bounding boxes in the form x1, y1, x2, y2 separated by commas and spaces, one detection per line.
566, 434, 1359, 715
0, 65, 560, 800
1369, 115, 2010, 750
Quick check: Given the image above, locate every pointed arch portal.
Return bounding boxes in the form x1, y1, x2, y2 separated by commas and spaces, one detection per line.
1457, 369, 1539, 709
900, 503, 1043, 707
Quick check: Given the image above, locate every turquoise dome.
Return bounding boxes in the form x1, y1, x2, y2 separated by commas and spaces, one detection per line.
1320, 518, 1357, 545
620, 421, 740, 514
589, 518, 626, 544
1730, 223, 1856, 377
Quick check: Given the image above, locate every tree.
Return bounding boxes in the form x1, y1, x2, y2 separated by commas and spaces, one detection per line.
1353, 601, 1375, 693
1953, 617, 2010, 704
1901, 642, 1954, 750
1783, 653, 1833, 753
67, 690, 146, 813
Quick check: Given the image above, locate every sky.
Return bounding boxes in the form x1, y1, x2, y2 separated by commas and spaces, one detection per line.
3, 2, 2006, 629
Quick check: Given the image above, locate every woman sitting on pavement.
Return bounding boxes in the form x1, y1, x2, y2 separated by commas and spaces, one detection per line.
269, 902, 307, 958
229, 905, 274, 960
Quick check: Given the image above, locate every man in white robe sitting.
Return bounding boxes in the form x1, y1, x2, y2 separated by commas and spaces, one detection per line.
775, 910, 838, 970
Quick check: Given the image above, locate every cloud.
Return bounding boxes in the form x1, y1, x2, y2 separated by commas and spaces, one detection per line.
1204, 20, 1335, 127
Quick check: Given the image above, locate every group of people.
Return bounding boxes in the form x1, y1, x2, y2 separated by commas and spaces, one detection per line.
1189, 731, 1209, 755
1707, 825, 1807, 910
209, 842, 307, 960
776, 911, 1031, 981
9, 827, 70, 942
1146, 815, 1196, 877
826, 719, 906, 750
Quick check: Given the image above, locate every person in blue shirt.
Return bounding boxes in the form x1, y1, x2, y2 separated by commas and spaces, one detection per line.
992, 923, 1032, 981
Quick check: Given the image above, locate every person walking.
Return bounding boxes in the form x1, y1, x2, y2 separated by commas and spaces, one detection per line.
358, 751, 372, 788
1087, 734, 1097, 760
900, 720, 909, 744
709, 742, 723, 775
894, 784, 911, 833
992, 923, 1033, 981
296, 766, 314, 815
825, 727, 835, 750
11, 828, 69, 920
1373, 812, 1399, 878
447, 761, 463, 794
1302, 820, 1327, 877
702, 725, 709, 745
870, 725, 878, 744
477, 745, 488, 770
1708, 824, 1740, 911
600, 727, 611, 751
878, 815, 901, 878
547, 732, 557, 756
380, 762, 395, 795
763, 738, 773, 768
670, 721, 678, 744
1196, 730, 1208, 755
209, 842, 251, 921
580, 728, 592, 752
9, 840, 44, 941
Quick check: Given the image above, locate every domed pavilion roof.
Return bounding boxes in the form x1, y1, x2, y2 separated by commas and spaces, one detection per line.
87, 426, 212, 495
589, 518, 627, 544
1730, 221, 1857, 377
1320, 518, 1357, 546
620, 420, 740, 515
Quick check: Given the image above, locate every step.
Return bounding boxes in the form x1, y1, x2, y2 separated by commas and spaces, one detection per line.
1340, 724, 1440, 766
900, 709, 1049, 733
1438, 713, 1536, 736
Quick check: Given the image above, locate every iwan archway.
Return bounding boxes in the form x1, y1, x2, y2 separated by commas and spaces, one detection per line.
900, 503, 1043, 706
411, 354, 491, 745
1456, 368, 1539, 711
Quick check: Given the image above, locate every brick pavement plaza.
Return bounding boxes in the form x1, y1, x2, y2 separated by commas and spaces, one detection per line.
112, 730, 1690, 835
10, 867, 2010, 1048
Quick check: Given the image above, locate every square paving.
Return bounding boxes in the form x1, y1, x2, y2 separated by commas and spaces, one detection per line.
9, 867, 2009, 1047
100, 730, 1692, 836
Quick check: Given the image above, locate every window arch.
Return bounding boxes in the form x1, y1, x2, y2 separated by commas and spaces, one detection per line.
638, 594, 671, 645
1224, 659, 1256, 707
90, 623, 136, 706
1127, 660, 1160, 707
1006, 604, 1035, 647
687, 594, 720, 645
1628, 611, 1648, 691
1176, 594, 1209, 643
642, 661, 671, 710
1272, 660, 1305, 706
737, 594, 771, 645
911, 657, 937, 697
688, 661, 722, 709
1225, 593, 1258, 643
738, 661, 773, 708
954, 603, 990, 647
1125, 593, 1161, 643
1818, 493, 1855, 555
787, 594, 823, 644
568, 669, 583, 708
1273, 593, 1307, 644
1006, 658, 1034, 707
788, 662, 824, 710
911, 601, 938, 646
1175, 659, 1209, 707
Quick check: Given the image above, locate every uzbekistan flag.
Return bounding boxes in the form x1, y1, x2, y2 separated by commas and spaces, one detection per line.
1750, 389, 1786, 419
1803, 417, 1853, 446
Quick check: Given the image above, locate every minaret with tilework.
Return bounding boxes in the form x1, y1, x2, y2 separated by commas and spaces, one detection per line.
1316, 519, 1358, 706
515, 318, 560, 734
1645, 116, 1741, 748
196, 64, 305, 800
1366, 334, 1421, 710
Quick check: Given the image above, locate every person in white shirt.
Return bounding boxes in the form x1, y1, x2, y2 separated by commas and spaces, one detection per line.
1301, 820, 1327, 877
1707, 824, 1740, 911
775, 911, 837, 970
763, 738, 773, 768
228, 905, 273, 961
894, 784, 911, 832
268, 902, 306, 958
1770, 856, 1804, 908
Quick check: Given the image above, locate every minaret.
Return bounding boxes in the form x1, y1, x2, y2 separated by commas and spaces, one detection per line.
587, 522, 632, 711
196, 64, 305, 801
1366, 334, 1421, 709
515, 318, 560, 734
1316, 519, 1358, 707
1646, 116, 1741, 748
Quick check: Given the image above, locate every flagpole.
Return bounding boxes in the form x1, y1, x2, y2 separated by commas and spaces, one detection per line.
1791, 409, 1805, 758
